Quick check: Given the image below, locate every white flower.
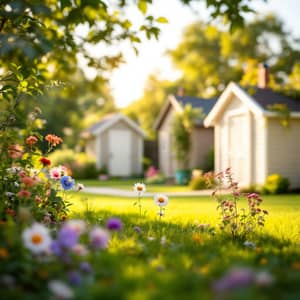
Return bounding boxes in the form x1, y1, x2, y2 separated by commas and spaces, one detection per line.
133, 182, 146, 195
77, 183, 85, 191
154, 194, 169, 207
71, 244, 89, 257
49, 167, 62, 180
65, 220, 86, 235
255, 271, 274, 287
22, 223, 52, 254
48, 280, 74, 299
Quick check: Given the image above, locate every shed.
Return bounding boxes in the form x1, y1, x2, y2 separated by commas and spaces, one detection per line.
154, 94, 217, 177
84, 113, 145, 176
204, 82, 300, 189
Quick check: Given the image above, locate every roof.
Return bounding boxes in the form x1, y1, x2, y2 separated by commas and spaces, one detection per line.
83, 113, 146, 138
249, 87, 300, 112
154, 94, 217, 130
204, 82, 300, 127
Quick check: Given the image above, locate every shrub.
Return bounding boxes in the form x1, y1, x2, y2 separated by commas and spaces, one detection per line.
262, 173, 290, 194
189, 171, 216, 190
145, 174, 166, 185
49, 149, 98, 179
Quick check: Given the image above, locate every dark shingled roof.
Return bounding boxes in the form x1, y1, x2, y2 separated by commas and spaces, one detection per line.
175, 96, 217, 125
247, 87, 300, 112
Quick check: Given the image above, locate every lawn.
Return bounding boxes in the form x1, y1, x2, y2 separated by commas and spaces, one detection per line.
65, 192, 300, 299
78, 179, 191, 193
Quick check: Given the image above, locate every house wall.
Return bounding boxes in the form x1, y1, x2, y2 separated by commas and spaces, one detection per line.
158, 106, 176, 177
93, 120, 143, 175
189, 127, 214, 169
214, 95, 253, 187
266, 118, 300, 189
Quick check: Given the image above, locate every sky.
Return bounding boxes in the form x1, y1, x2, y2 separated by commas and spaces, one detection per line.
82, 0, 300, 108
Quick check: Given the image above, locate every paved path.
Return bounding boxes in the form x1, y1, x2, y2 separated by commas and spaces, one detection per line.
83, 187, 216, 198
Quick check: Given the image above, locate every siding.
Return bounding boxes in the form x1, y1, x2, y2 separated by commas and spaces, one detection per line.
189, 127, 214, 169
267, 118, 300, 189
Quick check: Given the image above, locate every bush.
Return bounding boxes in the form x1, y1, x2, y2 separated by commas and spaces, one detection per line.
203, 148, 214, 172
189, 171, 216, 190
49, 149, 98, 179
145, 174, 166, 185
261, 173, 290, 194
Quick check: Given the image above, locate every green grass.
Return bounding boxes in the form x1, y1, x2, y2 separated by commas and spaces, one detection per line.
78, 179, 191, 192
67, 192, 300, 299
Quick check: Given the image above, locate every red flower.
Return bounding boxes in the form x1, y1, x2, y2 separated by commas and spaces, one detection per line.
17, 190, 31, 198
40, 157, 51, 166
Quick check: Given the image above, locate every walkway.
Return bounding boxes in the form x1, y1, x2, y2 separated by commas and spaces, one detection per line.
83, 187, 216, 198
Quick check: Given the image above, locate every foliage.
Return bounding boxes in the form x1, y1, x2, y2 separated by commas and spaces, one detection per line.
213, 168, 268, 239
261, 173, 290, 194
203, 148, 214, 172
189, 171, 215, 190
172, 104, 203, 169
145, 174, 166, 185
49, 149, 98, 179
169, 15, 300, 97
267, 103, 291, 127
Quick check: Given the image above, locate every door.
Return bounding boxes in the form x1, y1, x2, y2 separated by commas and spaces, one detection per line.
228, 114, 248, 186
108, 130, 131, 176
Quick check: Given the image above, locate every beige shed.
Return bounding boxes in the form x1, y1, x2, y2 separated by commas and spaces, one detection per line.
204, 82, 300, 189
84, 114, 145, 176
154, 94, 216, 177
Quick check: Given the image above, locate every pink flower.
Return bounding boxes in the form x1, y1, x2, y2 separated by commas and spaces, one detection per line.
26, 136, 38, 147
17, 190, 31, 198
21, 176, 36, 188
8, 144, 23, 159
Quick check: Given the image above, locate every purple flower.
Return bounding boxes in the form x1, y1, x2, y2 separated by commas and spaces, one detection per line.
80, 262, 92, 274
68, 271, 82, 286
89, 227, 110, 249
50, 240, 63, 256
60, 176, 75, 190
58, 226, 79, 249
213, 267, 255, 292
106, 218, 123, 231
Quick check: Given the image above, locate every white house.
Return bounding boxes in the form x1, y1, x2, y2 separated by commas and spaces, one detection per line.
204, 70, 300, 189
154, 94, 216, 177
83, 113, 145, 176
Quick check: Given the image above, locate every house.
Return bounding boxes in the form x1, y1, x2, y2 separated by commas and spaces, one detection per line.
154, 93, 217, 177
204, 65, 300, 189
83, 113, 145, 176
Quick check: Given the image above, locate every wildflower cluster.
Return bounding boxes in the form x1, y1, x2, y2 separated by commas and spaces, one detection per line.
213, 168, 268, 239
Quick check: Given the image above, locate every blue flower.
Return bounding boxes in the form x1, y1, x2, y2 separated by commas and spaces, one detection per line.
58, 226, 79, 249
60, 175, 75, 190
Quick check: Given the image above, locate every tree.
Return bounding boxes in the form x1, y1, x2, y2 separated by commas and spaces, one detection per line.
169, 15, 300, 97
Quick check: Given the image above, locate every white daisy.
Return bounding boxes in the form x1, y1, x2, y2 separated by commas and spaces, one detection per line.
22, 223, 52, 254
133, 182, 146, 195
77, 183, 85, 191
48, 280, 74, 299
154, 194, 169, 207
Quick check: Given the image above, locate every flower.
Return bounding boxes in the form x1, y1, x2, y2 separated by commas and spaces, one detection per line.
71, 244, 89, 257
17, 190, 31, 198
244, 240, 256, 249
40, 157, 51, 166
65, 220, 86, 235
8, 144, 23, 159
106, 218, 123, 231
57, 225, 79, 249
45, 134, 63, 146
50, 167, 62, 180
60, 175, 75, 190
26, 135, 38, 147
21, 176, 36, 188
77, 183, 84, 191
80, 262, 92, 273
48, 280, 74, 300
22, 223, 52, 254
133, 182, 146, 195
255, 271, 274, 287
90, 227, 110, 249
154, 194, 169, 207
68, 271, 82, 286
213, 267, 255, 292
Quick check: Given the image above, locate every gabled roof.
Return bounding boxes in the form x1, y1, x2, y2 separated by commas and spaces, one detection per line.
154, 94, 217, 130
83, 113, 146, 138
204, 82, 300, 127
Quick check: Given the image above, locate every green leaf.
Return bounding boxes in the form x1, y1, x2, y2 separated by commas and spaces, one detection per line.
138, 0, 147, 14
156, 17, 168, 24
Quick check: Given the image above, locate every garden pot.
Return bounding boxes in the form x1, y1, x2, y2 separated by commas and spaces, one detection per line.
175, 169, 191, 185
